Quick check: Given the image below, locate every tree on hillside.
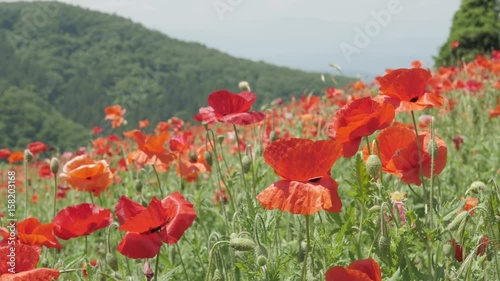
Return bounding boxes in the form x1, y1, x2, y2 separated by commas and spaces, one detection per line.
435, 0, 500, 67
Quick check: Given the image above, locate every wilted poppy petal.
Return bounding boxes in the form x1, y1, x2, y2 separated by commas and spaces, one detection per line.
53, 203, 113, 240
256, 176, 341, 215
158, 192, 197, 244
119, 197, 169, 234
115, 196, 147, 225
263, 138, 342, 181
1, 268, 60, 281
0, 244, 41, 274
117, 232, 162, 259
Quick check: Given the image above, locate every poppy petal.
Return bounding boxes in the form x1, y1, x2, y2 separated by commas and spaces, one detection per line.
348, 258, 382, 281
119, 197, 168, 234
115, 196, 147, 225
256, 176, 341, 215
263, 138, 342, 181
218, 111, 265, 125
53, 203, 113, 240
117, 232, 162, 259
1, 268, 60, 281
208, 90, 256, 114
158, 192, 197, 244
0, 244, 41, 274
325, 267, 374, 281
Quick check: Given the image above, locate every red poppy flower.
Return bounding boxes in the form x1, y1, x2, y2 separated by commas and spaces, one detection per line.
128, 131, 176, 166
169, 131, 194, 152
256, 138, 342, 215
53, 203, 113, 240
328, 97, 395, 158
0, 148, 11, 159
451, 40, 460, 49
365, 125, 447, 185
453, 134, 463, 150
17, 217, 62, 249
115, 192, 196, 259
377, 68, 443, 112
27, 141, 47, 154
60, 155, 113, 196
105, 105, 126, 129
325, 258, 381, 281
154, 121, 170, 133
0, 243, 41, 275
92, 126, 103, 134
194, 90, 265, 125
1, 268, 60, 281
38, 163, 53, 179
8, 151, 24, 164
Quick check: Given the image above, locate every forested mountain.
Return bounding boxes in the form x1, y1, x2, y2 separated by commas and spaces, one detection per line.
0, 1, 354, 150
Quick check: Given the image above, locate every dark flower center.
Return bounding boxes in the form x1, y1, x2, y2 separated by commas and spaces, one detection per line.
410, 96, 419, 102
308, 177, 322, 183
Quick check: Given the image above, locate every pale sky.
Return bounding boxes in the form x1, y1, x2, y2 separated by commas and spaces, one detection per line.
4, 0, 462, 80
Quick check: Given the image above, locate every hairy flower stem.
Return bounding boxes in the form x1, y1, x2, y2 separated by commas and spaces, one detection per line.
365, 136, 372, 155
301, 215, 311, 281
152, 165, 164, 198
233, 125, 255, 218
410, 111, 433, 278
205, 241, 230, 281
154, 246, 161, 281
53, 176, 58, 218
23, 159, 29, 218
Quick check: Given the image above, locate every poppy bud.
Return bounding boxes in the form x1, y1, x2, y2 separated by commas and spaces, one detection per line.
469, 181, 486, 194
212, 269, 223, 281
143, 260, 154, 281
241, 155, 251, 174
50, 157, 59, 174
204, 151, 213, 167
269, 131, 277, 143
447, 211, 469, 231
24, 149, 33, 162
238, 81, 251, 92
106, 252, 119, 272
134, 179, 143, 192
255, 145, 263, 156
188, 151, 197, 162
217, 135, 224, 145
230, 237, 256, 252
365, 154, 381, 179
255, 244, 268, 266
229, 233, 238, 239
427, 139, 438, 158
368, 205, 381, 213
378, 235, 391, 258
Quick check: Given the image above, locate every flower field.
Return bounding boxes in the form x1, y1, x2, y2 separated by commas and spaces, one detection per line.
1, 53, 500, 281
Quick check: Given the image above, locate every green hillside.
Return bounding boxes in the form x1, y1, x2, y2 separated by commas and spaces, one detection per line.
0, 1, 355, 150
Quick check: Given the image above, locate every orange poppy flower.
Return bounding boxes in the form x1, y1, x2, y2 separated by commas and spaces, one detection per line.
154, 121, 171, 133
1, 268, 60, 281
256, 138, 342, 215
17, 217, 62, 249
139, 119, 150, 129
60, 155, 113, 196
325, 258, 382, 281
365, 125, 447, 185
104, 105, 126, 129
377, 68, 443, 112
7, 151, 23, 164
328, 97, 395, 158
488, 104, 500, 118
128, 131, 176, 166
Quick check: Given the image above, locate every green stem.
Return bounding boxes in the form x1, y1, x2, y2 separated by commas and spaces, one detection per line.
301, 215, 311, 281
356, 202, 364, 259
233, 125, 254, 217
24, 159, 29, 218
152, 165, 164, 198
53, 175, 58, 218
175, 244, 189, 281
365, 136, 371, 155
84, 235, 88, 257
205, 241, 230, 281
410, 111, 432, 279
154, 246, 161, 281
